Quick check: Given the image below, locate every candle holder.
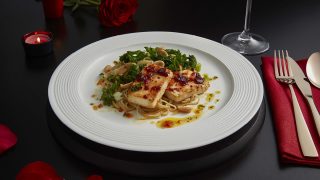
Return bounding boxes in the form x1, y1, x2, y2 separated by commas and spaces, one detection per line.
22, 31, 53, 57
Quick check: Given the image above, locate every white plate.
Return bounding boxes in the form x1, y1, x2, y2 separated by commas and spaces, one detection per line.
48, 32, 263, 152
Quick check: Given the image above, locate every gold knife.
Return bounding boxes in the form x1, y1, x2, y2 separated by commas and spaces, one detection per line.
288, 56, 320, 137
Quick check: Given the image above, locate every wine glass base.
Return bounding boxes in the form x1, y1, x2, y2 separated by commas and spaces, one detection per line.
221, 32, 269, 55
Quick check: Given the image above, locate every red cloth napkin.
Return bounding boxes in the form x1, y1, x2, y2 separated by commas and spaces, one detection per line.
262, 56, 320, 166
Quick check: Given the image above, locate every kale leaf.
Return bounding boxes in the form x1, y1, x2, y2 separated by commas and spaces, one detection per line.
101, 64, 140, 105
100, 81, 120, 106
119, 50, 147, 63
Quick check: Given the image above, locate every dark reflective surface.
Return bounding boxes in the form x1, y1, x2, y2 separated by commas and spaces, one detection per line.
1, 0, 320, 179
24, 53, 57, 70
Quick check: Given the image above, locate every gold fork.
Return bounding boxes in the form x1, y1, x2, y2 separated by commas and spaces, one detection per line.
274, 50, 318, 157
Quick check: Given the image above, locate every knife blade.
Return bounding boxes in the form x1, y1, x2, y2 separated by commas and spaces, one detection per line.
288, 56, 320, 137
287, 57, 312, 97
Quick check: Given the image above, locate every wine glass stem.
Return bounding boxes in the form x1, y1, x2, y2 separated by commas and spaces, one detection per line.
239, 0, 252, 40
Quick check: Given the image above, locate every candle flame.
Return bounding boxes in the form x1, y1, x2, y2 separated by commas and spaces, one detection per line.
36, 37, 41, 43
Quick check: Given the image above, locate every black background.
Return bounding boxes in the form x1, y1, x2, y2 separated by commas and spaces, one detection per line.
1, 0, 320, 179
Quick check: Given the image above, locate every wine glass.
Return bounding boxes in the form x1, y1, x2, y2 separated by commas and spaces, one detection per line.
221, 0, 269, 55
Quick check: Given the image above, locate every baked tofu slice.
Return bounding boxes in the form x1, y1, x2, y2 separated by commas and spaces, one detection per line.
165, 70, 210, 102
127, 64, 173, 108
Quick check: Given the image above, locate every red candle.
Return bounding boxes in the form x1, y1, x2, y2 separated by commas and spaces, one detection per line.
42, 0, 64, 19
22, 31, 53, 56
25, 34, 51, 44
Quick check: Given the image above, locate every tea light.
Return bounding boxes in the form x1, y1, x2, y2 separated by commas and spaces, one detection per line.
22, 31, 53, 56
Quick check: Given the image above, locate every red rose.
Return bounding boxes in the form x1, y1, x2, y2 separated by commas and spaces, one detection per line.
99, 0, 138, 27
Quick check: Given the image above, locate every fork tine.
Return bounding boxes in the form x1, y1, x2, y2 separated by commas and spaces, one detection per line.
281, 50, 289, 77
278, 50, 284, 76
274, 50, 279, 78
286, 50, 293, 77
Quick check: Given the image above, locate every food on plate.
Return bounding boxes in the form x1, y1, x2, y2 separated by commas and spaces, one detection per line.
93, 47, 215, 120
127, 63, 173, 108
165, 69, 210, 102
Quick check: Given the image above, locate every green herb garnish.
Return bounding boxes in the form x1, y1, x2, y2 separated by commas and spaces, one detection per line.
195, 63, 201, 72
152, 47, 200, 71
130, 83, 143, 92
100, 81, 119, 106
119, 47, 201, 71
101, 64, 140, 105
119, 50, 148, 63
119, 64, 139, 84
145, 47, 161, 59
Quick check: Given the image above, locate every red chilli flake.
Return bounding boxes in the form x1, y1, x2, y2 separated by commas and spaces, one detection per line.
151, 86, 161, 91
16, 161, 63, 180
162, 120, 174, 128
136, 73, 153, 84
0, 124, 17, 154
157, 68, 168, 77
145, 65, 156, 73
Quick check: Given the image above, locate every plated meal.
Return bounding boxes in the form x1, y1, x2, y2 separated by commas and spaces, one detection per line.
48, 32, 263, 152
91, 47, 220, 128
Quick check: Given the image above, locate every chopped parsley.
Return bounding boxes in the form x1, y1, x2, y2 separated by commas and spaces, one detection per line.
119, 50, 147, 63
119, 47, 201, 71
147, 47, 201, 72
101, 81, 119, 105
130, 83, 143, 92
101, 64, 140, 105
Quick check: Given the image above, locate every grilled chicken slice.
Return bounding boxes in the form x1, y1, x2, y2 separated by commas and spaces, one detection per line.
127, 64, 173, 108
165, 70, 210, 102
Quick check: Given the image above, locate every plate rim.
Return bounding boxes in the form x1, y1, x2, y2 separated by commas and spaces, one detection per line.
48, 31, 264, 152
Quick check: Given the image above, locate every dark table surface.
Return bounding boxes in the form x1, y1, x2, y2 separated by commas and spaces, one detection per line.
1, 0, 320, 179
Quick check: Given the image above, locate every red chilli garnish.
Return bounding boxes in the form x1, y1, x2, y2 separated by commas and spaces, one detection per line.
145, 65, 156, 73
136, 73, 153, 84
194, 73, 204, 84
175, 74, 188, 86
151, 86, 161, 91
162, 120, 174, 128
157, 68, 168, 77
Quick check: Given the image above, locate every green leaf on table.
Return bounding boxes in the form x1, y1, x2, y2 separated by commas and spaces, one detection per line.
64, 1, 75, 7
72, 3, 79, 12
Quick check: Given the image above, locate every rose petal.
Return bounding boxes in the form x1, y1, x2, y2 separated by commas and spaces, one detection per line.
0, 124, 17, 154
87, 174, 103, 180
16, 161, 63, 180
